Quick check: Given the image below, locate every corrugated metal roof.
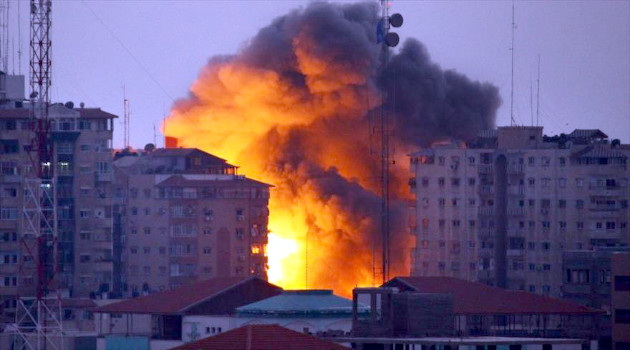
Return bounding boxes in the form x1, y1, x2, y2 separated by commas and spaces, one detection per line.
571, 145, 628, 159
171, 324, 349, 350
568, 129, 608, 139
385, 277, 603, 315
236, 290, 368, 316
93, 277, 281, 315
75, 108, 118, 119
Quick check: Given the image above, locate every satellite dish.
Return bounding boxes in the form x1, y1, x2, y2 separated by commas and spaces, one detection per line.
385, 32, 400, 47
389, 13, 403, 28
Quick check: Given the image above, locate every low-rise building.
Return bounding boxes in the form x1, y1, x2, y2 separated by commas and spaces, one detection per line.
93, 276, 282, 350
182, 289, 367, 342
173, 324, 349, 350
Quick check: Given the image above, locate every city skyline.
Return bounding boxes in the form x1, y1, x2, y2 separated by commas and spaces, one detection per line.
2, 0, 628, 148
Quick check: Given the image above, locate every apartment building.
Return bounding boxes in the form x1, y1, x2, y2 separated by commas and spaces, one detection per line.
611, 252, 630, 350
0, 73, 116, 323
408, 126, 629, 298
113, 148, 270, 297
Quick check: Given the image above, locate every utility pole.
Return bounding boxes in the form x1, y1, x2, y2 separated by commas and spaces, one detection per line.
510, 2, 516, 126
15, 1, 64, 349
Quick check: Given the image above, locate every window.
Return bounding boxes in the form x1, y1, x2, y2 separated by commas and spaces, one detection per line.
614, 309, 630, 324
615, 276, 630, 291
438, 198, 445, 207
439, 219, 445, 228
143, 188, 151, 198
576, 178, 584, 187
144, 207, 151, 215
451, 178, 460, 187
130, 207, 138, 216
558, 199, 566, 208
541, 157, 550, 166
159, 247, 166, 255
143, 247, 151, 254
143, 266, 151, 275
438, 178, 445, 187
559, 157, 566, 166
528, 157, 535, 166
559, 221, 567, 229
235, 228, 244, 240
577, 221, 584, 230
203, 227, 213, 235
468, 220, 476, 227
542, 242, 551, 250
606, 222, 616, 230
529, 285, 536, 292
468, 198, 476, 206
236, 208, 244, 222
541, 178, 551, 187
421, 240, 429, 249
468, 178, 476, 186
558, 178, 566, 188
566, 269, 590, 284
203, 247, 212, 254
543, 264, 551, 271
576, 200, 584, 209
542, 221, 550, 229
527, 178, 535, 186
57, 143, 73, 154
144, 227, 151, 235
468, 156, 476, 165
452, 198, 459, 207
79, 209, 91, 219
438, 157, 445, 165
452, 220, 461, 227
130, 247, 138, 254
596, 222, 603, 230
421, 178, 429, 187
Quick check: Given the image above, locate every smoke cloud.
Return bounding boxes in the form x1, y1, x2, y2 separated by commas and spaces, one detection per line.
165, 1, 501, 294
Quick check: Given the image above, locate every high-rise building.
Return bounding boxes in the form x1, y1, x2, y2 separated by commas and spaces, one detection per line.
408, 126, 629, 297
611, 252, 630, 350
112, 148, 270, 297
0, 73, 117, 324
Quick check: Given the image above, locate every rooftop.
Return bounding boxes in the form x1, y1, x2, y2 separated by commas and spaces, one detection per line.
384, 277, 604, 315
237, 290, 368, 317
93, 277, 281, 315
171, 324, 349, 350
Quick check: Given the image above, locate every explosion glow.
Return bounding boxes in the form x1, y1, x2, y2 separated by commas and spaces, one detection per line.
165, 1, 500, 295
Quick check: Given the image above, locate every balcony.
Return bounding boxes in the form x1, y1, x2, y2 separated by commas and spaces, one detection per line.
96, 172, 113, 182
478, 207, 494, 216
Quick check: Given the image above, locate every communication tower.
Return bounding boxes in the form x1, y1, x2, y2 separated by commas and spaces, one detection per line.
14, 1, 64, 349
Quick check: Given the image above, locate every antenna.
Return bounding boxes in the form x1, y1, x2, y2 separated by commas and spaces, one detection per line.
123, 88, 130, 149
18, 0, 22, 74
377, 0, 403, 284
536, 55, 540, 126
530, 79, 533, 127
509, 1, 516, 126
0, 0, 8, 72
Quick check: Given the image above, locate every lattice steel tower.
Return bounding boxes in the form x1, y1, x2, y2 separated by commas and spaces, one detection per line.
14, 1, 63, 349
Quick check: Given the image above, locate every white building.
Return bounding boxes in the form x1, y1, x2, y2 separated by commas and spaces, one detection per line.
182, 290, 367, 342
408, 126, 629, 297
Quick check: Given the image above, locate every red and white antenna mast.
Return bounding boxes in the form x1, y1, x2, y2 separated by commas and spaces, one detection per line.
14, 0, 64, 349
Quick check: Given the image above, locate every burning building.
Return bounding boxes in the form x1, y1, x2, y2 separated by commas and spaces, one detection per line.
164, 1, 500, 294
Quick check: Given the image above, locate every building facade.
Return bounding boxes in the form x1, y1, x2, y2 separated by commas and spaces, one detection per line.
113, 148, 271, 296
0, 74, 116, 324
611, 252, 630, 350
408, 126, 629, 297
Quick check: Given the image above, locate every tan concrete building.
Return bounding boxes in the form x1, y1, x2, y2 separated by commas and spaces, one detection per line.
0, 73, 117, 324
408, 126, 630, 298
113, 148, 270, 297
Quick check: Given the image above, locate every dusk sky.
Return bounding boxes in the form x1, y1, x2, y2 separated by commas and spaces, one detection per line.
5, 0, 630, 147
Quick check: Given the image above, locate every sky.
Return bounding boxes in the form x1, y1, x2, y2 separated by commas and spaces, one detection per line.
3, 0, 629, 148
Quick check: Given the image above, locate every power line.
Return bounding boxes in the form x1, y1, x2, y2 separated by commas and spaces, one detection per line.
81, 1, 174, 102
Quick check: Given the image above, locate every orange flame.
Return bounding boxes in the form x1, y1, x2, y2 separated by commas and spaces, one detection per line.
164, 10, 412, 296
